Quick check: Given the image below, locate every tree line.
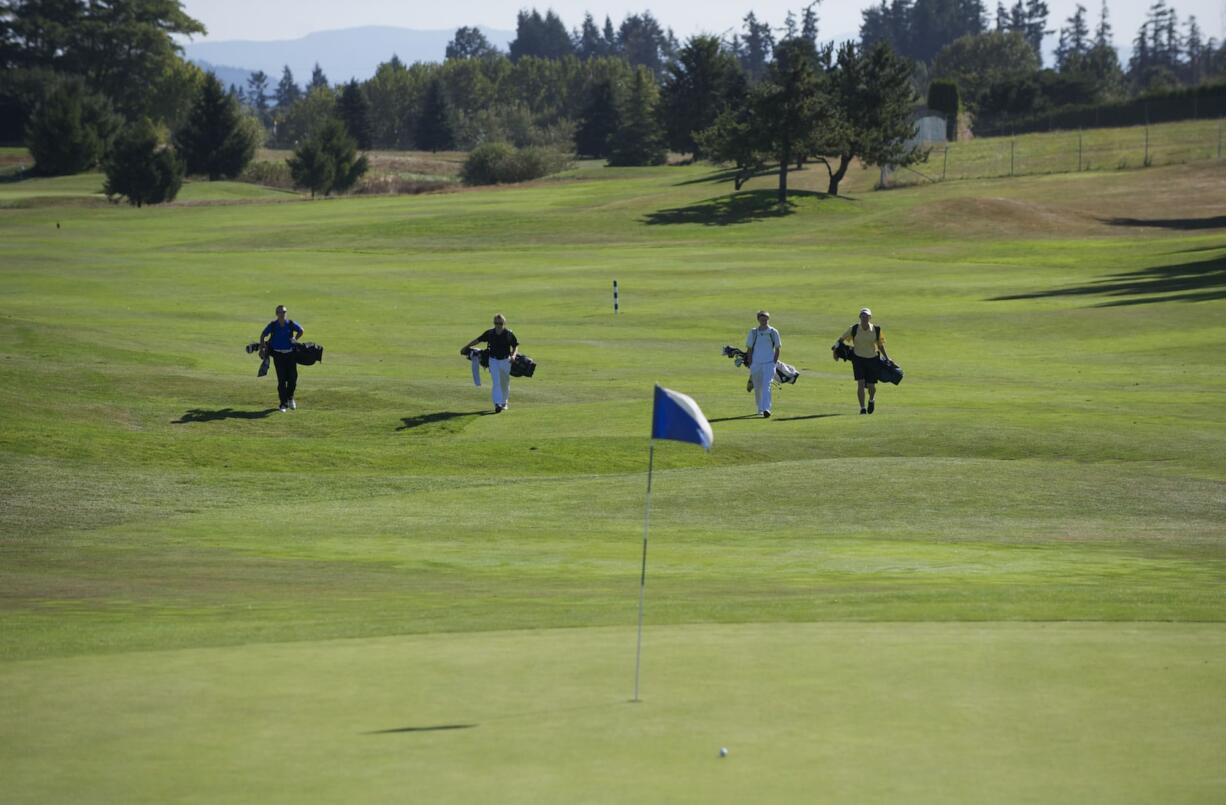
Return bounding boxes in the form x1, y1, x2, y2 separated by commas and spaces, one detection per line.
5, 1, 1226, 205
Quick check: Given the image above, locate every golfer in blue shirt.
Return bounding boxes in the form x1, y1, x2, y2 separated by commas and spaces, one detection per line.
259, 304, 303, 412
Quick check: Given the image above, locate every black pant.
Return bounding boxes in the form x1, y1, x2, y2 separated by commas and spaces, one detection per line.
272, 351, 298, 404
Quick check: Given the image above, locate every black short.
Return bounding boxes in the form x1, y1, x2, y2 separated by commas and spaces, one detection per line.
851, 354, 880, 383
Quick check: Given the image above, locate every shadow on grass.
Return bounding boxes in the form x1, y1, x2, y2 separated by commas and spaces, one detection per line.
644, 189, 829, 227
708, 412, 841, 423
991, 253, 1226, 307
708, 414, 764, 423
1105, 215, 1226, 230
673, 166, 779, 186
367, 724, 477, 735
772, 413, 841, 421
397, 410, 487, 431
173, 407, 277, 423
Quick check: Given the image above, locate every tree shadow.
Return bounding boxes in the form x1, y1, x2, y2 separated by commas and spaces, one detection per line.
397, 410, 486, 431
366, 724, 477, 735
991, 253, 1226, 307
172, 408, 277, 423
673, 166, 779, 186
1104, 215, 1226, 231
643, 190, 828, 227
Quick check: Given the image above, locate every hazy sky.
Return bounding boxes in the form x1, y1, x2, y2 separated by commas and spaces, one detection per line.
178, 0, 1225, 45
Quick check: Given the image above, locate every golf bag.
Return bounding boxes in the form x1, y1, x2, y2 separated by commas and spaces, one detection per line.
877, 356, 904, 385
722, 345, 799, 390
460, 346, 490, 368
292, 342, 324, 365
509, 354, 536, 378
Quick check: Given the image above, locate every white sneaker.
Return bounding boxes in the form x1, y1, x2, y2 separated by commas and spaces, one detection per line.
289, 399, 297, 410
278, 404, 288, 413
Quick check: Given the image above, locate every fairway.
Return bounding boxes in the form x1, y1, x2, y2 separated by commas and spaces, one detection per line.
2, 157, 1225, 802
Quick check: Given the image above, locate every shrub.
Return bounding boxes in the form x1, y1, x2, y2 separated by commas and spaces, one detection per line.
240, 159, 294, 188
103, 119, 184, 207
461, 142, 571, 185
287, 117, 368, 197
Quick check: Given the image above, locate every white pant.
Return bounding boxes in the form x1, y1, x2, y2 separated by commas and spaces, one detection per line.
751, 361, 776, 413
489, 357, 511, 406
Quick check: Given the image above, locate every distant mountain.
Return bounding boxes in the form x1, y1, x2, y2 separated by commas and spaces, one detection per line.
182, 26, 514, 86
193, 60, 255, 92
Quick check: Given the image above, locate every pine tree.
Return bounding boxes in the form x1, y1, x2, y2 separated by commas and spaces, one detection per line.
275, 66, 301, 108
574, 78, 620, 157
607, 67, 666, 166
174, 72, 259, 179
740, 12, 774, 81
754, 37, 824, 202
287, 117, 368, 198
415, 79, 454, 152
103, 118, 183, 207
246, 71, 270, 113
25, 78, 121, 175
309, 63, 329, 91
1023, 0, 1050, 64
1094, 0, 1113, 47
287, 139, 333, 199
576, 14, 607, 59
1185, 16, 1204, 83
603, 17, 619, 55
660, 35, 745, 158
801, 3, 821, 45
337, 80, 372, 150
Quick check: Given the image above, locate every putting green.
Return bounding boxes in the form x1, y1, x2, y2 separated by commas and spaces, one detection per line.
3, 623, 1223, 804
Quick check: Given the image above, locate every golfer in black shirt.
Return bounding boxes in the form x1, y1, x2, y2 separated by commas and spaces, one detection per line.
462, 314, 519, 413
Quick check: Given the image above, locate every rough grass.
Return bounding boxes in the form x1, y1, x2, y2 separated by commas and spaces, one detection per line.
1, 157, 1224, 802
889, 118, 1225, 186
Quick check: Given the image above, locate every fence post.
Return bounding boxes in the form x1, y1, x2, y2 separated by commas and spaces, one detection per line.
1010, 136, 1015, 177
1219, 117, 1223, 160
942, 145, 948, 181
1078, 130, 1083, 172
1144, 103, 1150, 167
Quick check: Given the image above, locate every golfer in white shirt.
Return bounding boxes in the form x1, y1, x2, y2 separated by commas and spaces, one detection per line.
746, 310, 781, 418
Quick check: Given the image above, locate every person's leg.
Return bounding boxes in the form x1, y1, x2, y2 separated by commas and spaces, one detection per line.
757, 363, 774, 414
285, 358, 298, 407
272, 353, 290, 407
866, 382, 876, 413
752, 367, 764, 412
490, 358, 509, 410
857, 379, 866, 411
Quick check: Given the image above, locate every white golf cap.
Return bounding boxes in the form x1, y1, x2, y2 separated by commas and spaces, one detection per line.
859, 307, 872, 316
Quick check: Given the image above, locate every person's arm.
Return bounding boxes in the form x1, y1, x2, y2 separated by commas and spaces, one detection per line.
877, 329, 888, 361
772, 330, 780, 363
461, 331, 486, 351
292, 322, 303, 342
508, 332, 519, 360
258, 322, 272, 356
745, 330, 754, 367
832, 326, 852, 359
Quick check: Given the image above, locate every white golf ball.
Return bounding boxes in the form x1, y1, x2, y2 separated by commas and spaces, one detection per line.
719, 747, 728, 757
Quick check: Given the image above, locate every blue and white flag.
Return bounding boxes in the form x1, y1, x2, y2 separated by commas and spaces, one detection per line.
651, 385, 713, 450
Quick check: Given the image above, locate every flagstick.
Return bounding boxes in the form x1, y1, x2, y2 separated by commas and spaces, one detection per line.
633, 440, 655, 702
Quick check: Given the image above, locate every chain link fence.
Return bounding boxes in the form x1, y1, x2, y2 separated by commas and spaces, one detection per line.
883, 118, 1225, 188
